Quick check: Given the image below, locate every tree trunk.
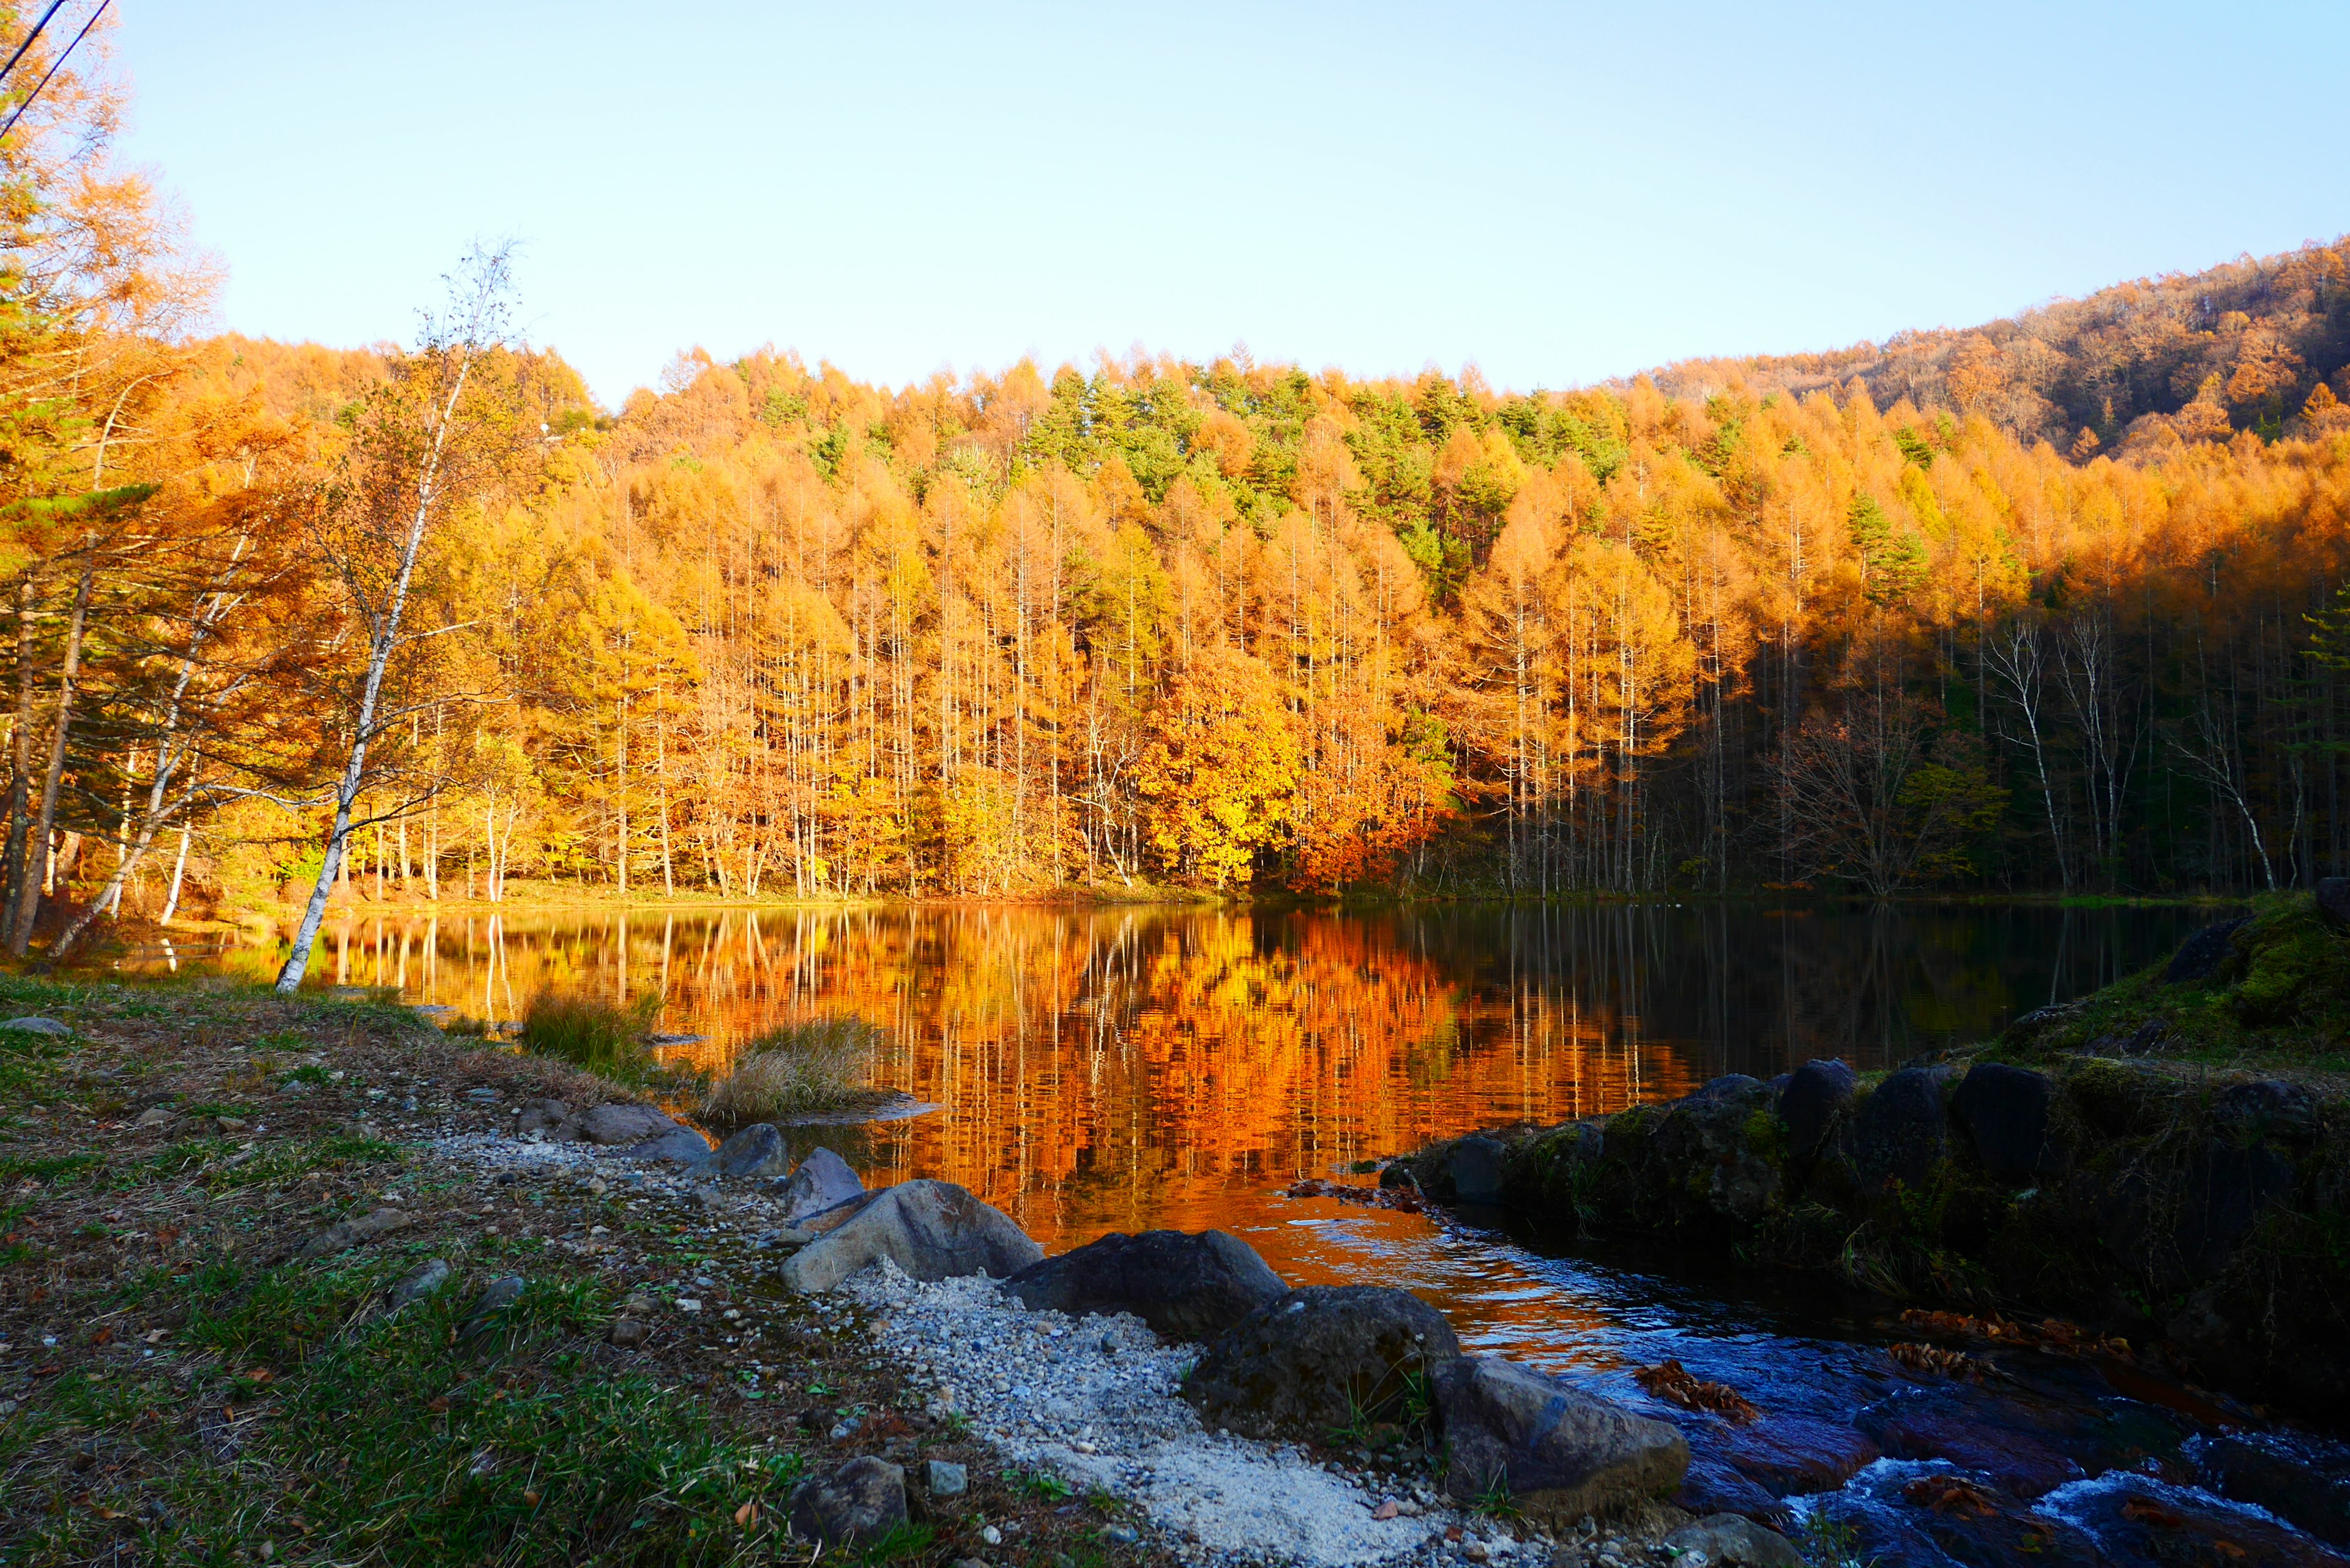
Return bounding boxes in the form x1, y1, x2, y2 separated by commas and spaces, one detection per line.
11, 561, 92, 955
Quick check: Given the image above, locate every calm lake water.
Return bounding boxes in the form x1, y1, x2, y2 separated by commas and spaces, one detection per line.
149, 900, 2350, 1562
181, 900, 2217, 1257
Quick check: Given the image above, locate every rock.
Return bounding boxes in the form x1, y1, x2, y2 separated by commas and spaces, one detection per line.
2166, 917, 2248, 985
1778, 1060, 1857, 1161
513, 1098, 575, 1137
2177, 1138, 2296, 1275
2318, 877, 2350, 930
381, 1258, 452, 1315
711, 1122, 789, 1178
1184, 1285, 1460, 1439
608, 1318, 650, 1347
132, 1106, 174, 1129
2194, 1433, 2350, 1547
575, 1102, 681, 1146
611, 1126, 714, 1165
1950, 1063, 2057, 1179
1005, 1229, 1286, 1342
2211, 1080, 2322, 1145
1847, 1066, 1952, 1192
788, 1455, 908, 1546
1442, 1136, 1509, 1201
775, 1146, 865, 1223
923, 1458, 968, 1497
1662, 1515, 1805, 1567
779, 1179, 1042, 1291
457, 1275, 526, 1344
1433, 1357, 1689, 1525
296, 1207, 409, 1261
0, 1016, 69, 1037
1644, 1080, 1781, 1224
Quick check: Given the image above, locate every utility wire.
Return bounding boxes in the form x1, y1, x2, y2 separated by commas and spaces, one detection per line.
0, 0, 107, 143
0, 2, 64, 91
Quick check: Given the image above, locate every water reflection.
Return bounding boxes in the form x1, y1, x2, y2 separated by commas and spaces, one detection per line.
146, 900, 2212, 1264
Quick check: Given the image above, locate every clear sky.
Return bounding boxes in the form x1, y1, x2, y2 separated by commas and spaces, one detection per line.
108, 1, 2350, 408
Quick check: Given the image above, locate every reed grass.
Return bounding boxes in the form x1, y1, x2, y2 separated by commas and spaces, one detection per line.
701, 1017, 890, 1126
518, 991, 665, 1084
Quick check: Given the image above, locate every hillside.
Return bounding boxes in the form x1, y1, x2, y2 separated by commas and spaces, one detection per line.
1647, 237, 2350, 460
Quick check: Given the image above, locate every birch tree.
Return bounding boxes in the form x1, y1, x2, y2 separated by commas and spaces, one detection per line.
274, 246, 516, 993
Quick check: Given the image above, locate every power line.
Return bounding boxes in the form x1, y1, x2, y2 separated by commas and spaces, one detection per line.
0, 0, 108, 143
0, 2, 65, 91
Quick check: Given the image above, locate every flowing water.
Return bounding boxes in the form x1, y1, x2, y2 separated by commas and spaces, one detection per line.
143, 901, 2349, 1564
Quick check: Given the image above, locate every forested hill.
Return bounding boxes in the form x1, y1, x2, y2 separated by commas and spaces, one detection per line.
12, 19, 2350, 935
1646, 237, 2350, 460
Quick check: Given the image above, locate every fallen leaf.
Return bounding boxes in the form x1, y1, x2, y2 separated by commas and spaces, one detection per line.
427, 1397, 452, 1414
91, 1327, 113, 1346
523, 1489, 542, 1506
734, 1501, 757, 1528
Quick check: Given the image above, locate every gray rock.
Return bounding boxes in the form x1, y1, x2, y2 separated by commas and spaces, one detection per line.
1662, 1514, 1805, 1567
1848, 1066, 1953, 1192
1443, 1135, 1508, 1201
132, 1106, 174, 1129
775, 1146, 865, 1223
1433, 1356, 1689, 1525
513, 1098, 575, 1137
2212, 1080, 2322, 1145
0, 1016, 69, 1037
789, 1455, 908, 1546
1693, 1073, 1764, 1100
779, 1179, 1042, 1292
1950, 1063, 2058, 1179
1005, 1229, 1285, 1342
1645, 1080, 1781, 1223
923, 1458, 968, 1496
712, 1122, 789, 1178
575, 1102, 681, 1146
1777, 1059, 1857, 1161
2166, 917, 2248, 985
457, 1274, 526, 1343
297, 1207, 410, 1261
611, 1126, 714, 1165
381, 1258, 452, 1315
1183, 1285, 1460, 1439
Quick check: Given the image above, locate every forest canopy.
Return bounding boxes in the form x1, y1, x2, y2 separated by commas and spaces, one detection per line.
6, 9, 2350, 942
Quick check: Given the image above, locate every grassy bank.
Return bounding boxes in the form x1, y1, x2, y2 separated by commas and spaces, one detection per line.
0, 977, 1155, 1567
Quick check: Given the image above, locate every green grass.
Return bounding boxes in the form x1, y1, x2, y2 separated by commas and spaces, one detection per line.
518, 991, 670, 1085
9, 1249, 810, 1567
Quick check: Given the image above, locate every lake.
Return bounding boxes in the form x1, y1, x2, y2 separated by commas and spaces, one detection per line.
170, 899, 2213, 1258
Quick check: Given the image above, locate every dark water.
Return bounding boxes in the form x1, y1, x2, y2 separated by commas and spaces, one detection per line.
136, 899, 2350, 1562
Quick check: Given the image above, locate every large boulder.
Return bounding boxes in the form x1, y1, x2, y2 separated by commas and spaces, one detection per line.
1950, 1063, 2058, 1179
575, 1102, 681, 1146
711, 1122, 789, 1179
775, 1146, 865, 1223
2211, 1080, 2322, 1146
611, 1126, 713, 1165
1005, 1229, 1285, 1342
1662, 1515, 1806, 1567
1778, 1059, 1857, 1162
1433, 1357, 1689, 1524
2166, 917, 2248, 985
788, 1456, 907, 1547
1183, 1286, 1460, 1440
1441, 1135, 1508, 1201
1847, 1066, 1953, 1193
1644, 1077, 1782, 1224
779, 1179, 1042, 1292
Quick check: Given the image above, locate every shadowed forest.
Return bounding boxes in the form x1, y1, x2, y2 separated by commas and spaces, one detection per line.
7, 20, 2350, 949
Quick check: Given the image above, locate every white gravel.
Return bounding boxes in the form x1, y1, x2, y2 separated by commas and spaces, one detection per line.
850, 1266, 1529, 1568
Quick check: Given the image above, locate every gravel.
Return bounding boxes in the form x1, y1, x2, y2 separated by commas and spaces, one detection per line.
849, 1266, 1532, 1568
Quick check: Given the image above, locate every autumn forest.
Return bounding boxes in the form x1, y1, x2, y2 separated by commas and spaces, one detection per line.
8, 34, 2350, 960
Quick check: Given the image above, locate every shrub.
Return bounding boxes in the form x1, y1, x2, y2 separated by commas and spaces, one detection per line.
519, 992, 663, 1084
701, 1017, 888, 1127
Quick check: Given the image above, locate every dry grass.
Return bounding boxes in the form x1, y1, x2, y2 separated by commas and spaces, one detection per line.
700, 1017, 892, 1127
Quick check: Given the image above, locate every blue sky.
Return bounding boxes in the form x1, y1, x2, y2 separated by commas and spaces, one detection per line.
110, 1, 2350, 408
